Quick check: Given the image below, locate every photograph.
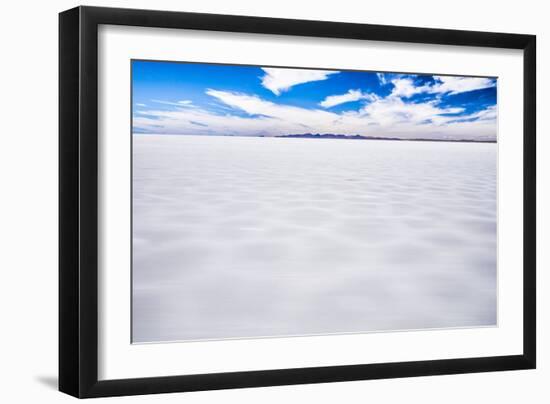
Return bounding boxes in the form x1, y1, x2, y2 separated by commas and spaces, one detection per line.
131, 60, 498, 344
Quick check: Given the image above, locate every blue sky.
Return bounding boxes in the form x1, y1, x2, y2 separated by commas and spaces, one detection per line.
132, 60, 497, 140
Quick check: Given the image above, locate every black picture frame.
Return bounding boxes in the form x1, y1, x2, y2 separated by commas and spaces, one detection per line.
59, 5, 536, 398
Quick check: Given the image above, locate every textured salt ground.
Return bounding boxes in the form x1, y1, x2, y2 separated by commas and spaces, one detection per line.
132, 135, 497, 343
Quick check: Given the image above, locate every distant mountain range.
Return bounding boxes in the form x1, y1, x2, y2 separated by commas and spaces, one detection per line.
276, 133, 496, 143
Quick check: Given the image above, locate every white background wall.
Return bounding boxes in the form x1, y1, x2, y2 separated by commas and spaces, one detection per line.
0, 0, 546, 402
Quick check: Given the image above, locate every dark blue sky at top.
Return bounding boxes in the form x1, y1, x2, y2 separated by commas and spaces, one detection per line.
133, 61, 495, 111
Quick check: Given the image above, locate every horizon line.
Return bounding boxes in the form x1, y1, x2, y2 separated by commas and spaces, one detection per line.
132, 132, 497, 143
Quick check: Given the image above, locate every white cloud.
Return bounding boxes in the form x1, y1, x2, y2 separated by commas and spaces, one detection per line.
472, 105, 497, 121
390, 76, 496, 98
430, 76, 496, 95
390, 78, 431, 98
360, 97, 462, 126
134, 90, 496, 141
445, 105, 497, 123
206, 89, 338, 128
377, 73, 388, 85
319, 89, 377, 108
260, 68, 339, 95
136, 103, 147, 107
151, 99, 195, 107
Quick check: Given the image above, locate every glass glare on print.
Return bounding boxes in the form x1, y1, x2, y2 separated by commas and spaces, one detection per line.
131, 60, 497, 343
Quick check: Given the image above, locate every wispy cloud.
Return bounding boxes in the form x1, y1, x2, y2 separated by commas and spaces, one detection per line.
390, 76, 496, 98
319, 89, 377, 108
260, 68, 339, 95
430, 76, 496, 95
377, 73, 389, 85
206, 89, 337, 127
152, 99, 195, 107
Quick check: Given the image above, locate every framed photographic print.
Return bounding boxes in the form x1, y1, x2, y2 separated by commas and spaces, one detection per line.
59, 6, 536, 398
